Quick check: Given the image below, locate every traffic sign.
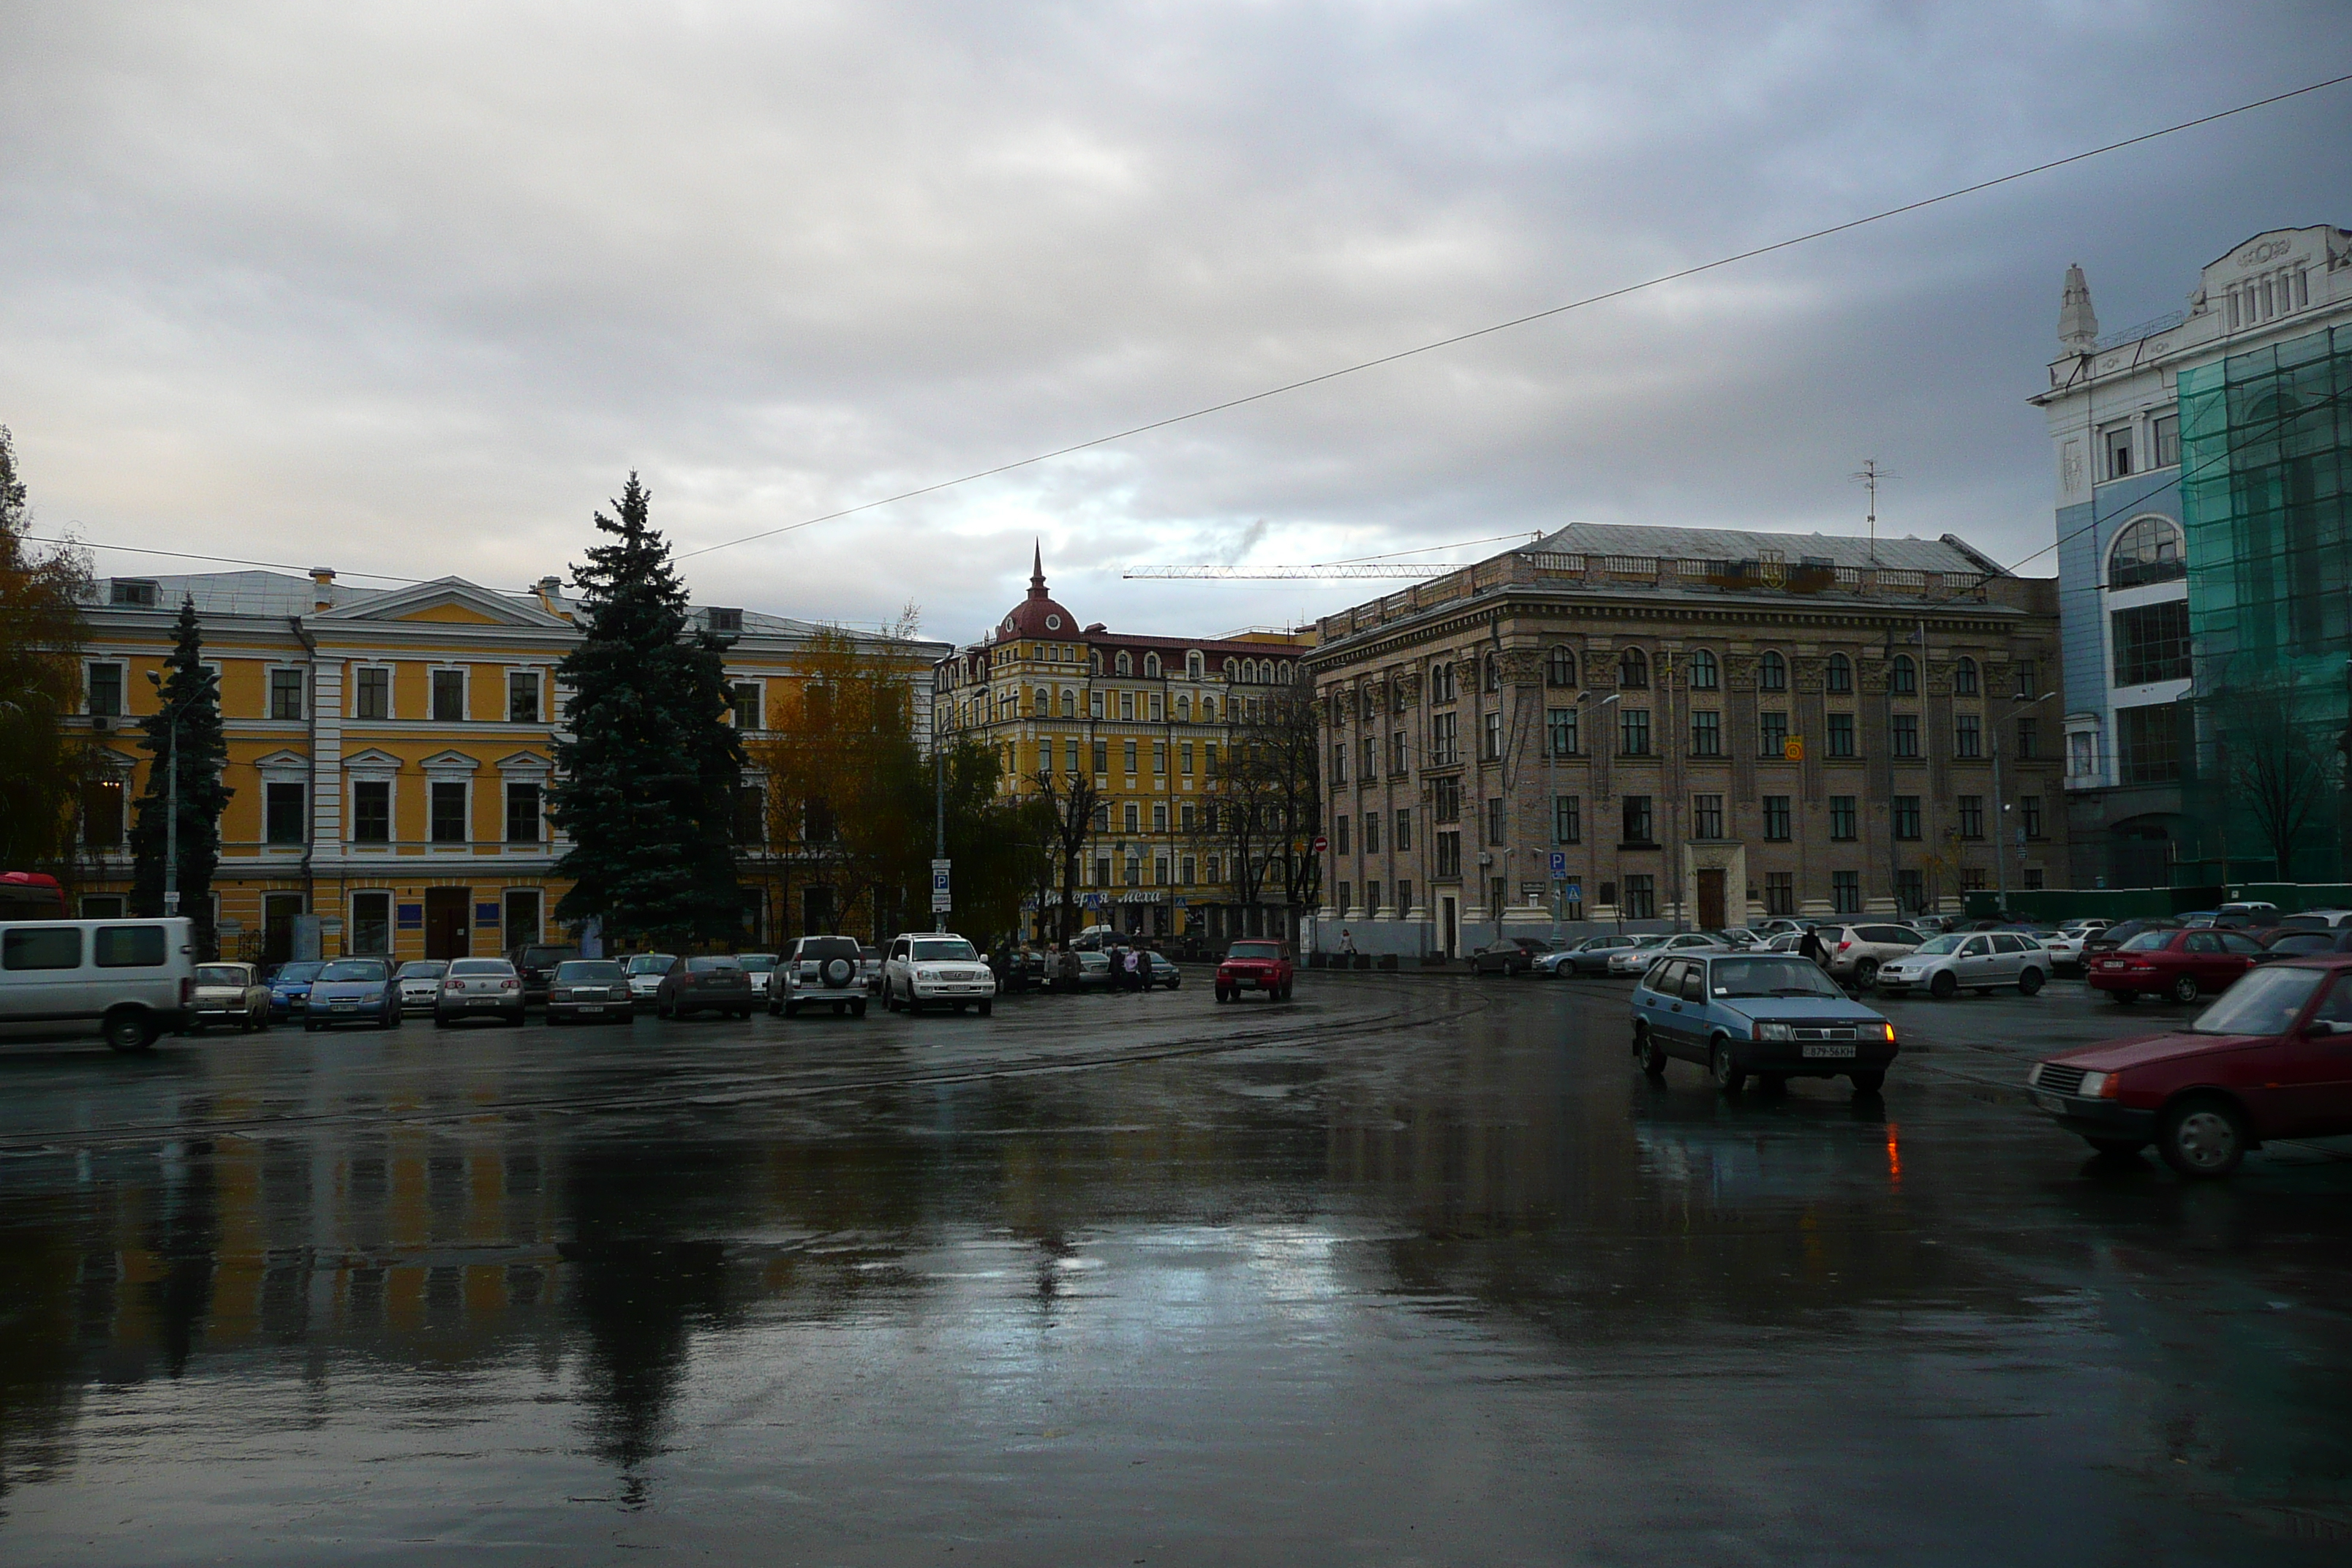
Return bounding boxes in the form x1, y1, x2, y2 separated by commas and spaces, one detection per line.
1783, 737, 1804, 761
1562, 879, 1582, 902
930, 857, 951, 913
1547, 851, 1567, 878
1311, 835, 1328, 853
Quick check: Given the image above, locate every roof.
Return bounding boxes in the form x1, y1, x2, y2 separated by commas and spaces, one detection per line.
87, 570, 370, 618
997, 543, 1080, 640
1523, 521, 2004, 577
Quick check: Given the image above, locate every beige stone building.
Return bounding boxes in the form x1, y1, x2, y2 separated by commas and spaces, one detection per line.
1302, 524, 2065, 957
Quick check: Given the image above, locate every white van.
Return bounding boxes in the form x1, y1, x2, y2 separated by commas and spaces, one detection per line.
0, 916, 197, 1050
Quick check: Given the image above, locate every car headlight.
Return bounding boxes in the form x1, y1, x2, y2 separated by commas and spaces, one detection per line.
1755, 1022, 1793, 1041
2076, 1069, 2118, 1098
916, 967, 941, 981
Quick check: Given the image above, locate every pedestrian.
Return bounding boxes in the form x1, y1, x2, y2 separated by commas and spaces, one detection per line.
1798, 925, 1828, 968
1123, 946, 1143, 992
1341, 928, 1357, 955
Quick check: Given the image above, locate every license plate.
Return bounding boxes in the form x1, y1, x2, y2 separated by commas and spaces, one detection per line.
333, 1003, 355, 1011
577, 1004, 605, 1013
2101, 960, 2125, 970
2033, 1091, 2065, 1112
1801, 1044, 1856, 1059
470, 997, 500, 1006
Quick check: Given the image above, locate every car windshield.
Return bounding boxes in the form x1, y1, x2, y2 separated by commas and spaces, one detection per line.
685, 956, 742, 972
396, 961, 447, 979
913, 939, 979, 962
319, 960, 387, 981
799, 938, 859, 960
2120, 932, 2173, 952
1228, 943, 1282, 961
450, 959, 512, 976
1912, 935, 1965, 956
2190, 965, 2326, 1036
738, 955, 778, 972
1709, 958, 1846, 999
196, 965, 246, 985
626, 954, 675, 974
1626, 935, 1667, 950
274, 962, 324, 983
521, 946, 578, 965
554, 960, 626, 981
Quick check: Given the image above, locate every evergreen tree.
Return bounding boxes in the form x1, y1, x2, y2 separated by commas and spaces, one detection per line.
550, 475, 745, 946
129, 596, 231, 954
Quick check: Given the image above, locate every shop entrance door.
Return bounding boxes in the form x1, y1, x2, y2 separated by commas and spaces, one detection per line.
425, 886, 471, 960
262, 893, 305, 966
1440, 895, 1458, 958
1697, 868, 1727, 931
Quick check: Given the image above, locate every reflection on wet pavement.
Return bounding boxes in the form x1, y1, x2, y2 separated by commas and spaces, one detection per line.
2, 976, 2350, 1562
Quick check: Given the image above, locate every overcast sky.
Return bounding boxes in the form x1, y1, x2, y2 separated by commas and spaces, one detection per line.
2, 2, 2345, 647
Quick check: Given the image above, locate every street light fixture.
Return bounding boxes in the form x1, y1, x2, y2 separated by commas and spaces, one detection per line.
1992, 690, 2059, 916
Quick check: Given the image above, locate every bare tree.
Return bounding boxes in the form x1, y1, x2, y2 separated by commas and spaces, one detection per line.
1202, 669, 1323, 934
1023, 762, 1103, 945
2218, 674, 2340, 881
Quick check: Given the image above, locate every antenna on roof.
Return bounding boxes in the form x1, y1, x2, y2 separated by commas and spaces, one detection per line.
1849, 459, 1898, 563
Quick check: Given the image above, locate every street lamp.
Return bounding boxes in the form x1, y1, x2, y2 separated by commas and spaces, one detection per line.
1991, 690, 2058, 916
1572, 690, 1622, 932
145, 669, 181, 916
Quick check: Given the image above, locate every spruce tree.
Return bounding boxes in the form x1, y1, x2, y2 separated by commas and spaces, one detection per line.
550, 475, 745, 946
130, 596, 231, 954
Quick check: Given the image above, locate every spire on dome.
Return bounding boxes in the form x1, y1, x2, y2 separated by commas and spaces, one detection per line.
2059, 262, 2099, 354
1030, 539, 1047, 598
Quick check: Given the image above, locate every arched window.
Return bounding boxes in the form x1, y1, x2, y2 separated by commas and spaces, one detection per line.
1758, 650, 1787, 692
1224, 657, 1238, 680
1826, 653, 1853, 694
1687, 649, 1719, 690
1177, 695, 1191, 720
1891, 655, 1916, 696
1431, 661, 1455, 702
1187, 651, 1203, 679
1953, 657, 1979, 696
1545, 645, 1575, 687
1280, 662, 1292, 682
1115, 651, 1133, 676
1618, 647, 1649, 690
1033, 687, 1049, 715
1090, 651, 1104, 676
2109, 514, 2187, 588
1202, 696, 1218, 722
1144, 652, 1161, 678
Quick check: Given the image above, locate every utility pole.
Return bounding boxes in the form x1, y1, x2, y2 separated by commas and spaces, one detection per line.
932, 742, 948, 934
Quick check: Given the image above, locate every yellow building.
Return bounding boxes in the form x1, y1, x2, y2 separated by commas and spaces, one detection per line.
932, 549, 1314, 944
69, 568, 941, 962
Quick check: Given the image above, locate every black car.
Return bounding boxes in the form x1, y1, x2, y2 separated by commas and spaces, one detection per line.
1470, 938, 1553, 976
547, 958, 632, 1024
505, 942, 582, 1006
2081, 917, 2180, 962
656, 954, 756, 1019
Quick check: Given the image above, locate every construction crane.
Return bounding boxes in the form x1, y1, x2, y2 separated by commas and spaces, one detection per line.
1123, 531, 1545, 581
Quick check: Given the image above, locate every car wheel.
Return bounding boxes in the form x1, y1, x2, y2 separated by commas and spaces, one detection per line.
977, 1000, 992, 1017
103, 1009, 154, 1053
2109, 990, 2135, 1005
1710, 1038, 1747, 1095
2019, 967, 2045, 997
782, 1000, 799, 1018
1849, 1071, 1886, 1096
851, 1000, 867, 1018
2170, 973, 2201, 1005
1853, 957, 1880, 990
1929, 970, 1957, 1000
2157, 1095, 2248, 1179
1633, 1025, 1667, 1079
2084, 1137, 2148, 1159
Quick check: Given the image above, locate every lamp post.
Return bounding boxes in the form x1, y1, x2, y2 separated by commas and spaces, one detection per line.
1578, 690, 1622, 929
1991, 690, 2057, 916
145, 670, 181, 916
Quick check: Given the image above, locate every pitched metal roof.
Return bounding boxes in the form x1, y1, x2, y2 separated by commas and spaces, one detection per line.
1523, 522, 2003, 576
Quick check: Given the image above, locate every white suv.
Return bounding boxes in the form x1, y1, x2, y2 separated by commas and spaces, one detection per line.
880, 932, 996, 1016
776, 935, 870, 1019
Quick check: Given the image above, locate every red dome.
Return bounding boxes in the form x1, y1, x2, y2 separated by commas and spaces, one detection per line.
998, 543, 1077, 639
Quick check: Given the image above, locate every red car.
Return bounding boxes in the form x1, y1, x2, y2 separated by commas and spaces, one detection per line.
1215, 940, 1293, 1003
2085, 927, 2263, 1005
2029, 957, 2352, 1177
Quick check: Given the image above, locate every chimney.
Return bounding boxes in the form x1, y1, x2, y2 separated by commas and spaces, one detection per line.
535, 575, 563, 606
309, 566, 336, 611
2058, 263, 2098, 355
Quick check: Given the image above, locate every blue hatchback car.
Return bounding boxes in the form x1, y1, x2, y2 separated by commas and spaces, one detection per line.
304, 958, 396, 1031
1629, 949, 1899, 1095
267, 960, 325, 1020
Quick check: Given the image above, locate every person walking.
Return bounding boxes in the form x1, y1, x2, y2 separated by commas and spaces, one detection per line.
1798, 925, 1829, 968
1123, 945, 1143, 992
1341, 929, 1357, 956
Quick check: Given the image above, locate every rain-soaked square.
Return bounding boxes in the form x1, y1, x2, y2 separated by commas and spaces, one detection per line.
4, 973, 2350, 1564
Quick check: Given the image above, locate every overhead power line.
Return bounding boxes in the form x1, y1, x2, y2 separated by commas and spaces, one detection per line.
1124, 563, 1461, 580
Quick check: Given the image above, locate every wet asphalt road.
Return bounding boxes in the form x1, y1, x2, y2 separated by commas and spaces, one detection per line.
3, 972, 2351, 1564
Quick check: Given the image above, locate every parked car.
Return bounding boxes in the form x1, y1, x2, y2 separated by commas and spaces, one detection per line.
1470, 938, 1552, 976
189, 962, 271, 1033
775, 935, 870, 1018
622, 953, 677, 1009
1147, 951, 1182, 990
1071, 949, 1115, 990
880, 932, 996, 1014
2086, 927, 2264, 1005
1608, 932, 1727, 976
2036, 929, 2088, 972
547, 959, 631, 1024
859, 945, 883, 994
2216, 900, 2283, 928
1812, 924, 1926, 988
1872, 931, 2051, 998
657, 954, 757, 1019
737, 953, 781, 999
0, 917, 195, 1051
2276, 908, 2352, 931
306, 958, 396, 1031
434, 957, 525, 1027
505, 942, 581, 1007
1215, 939, 1294, 1002
2081, 916, 2179, 962
1604, 934, 1676, 976
2027, 957, 2352, 1177
1536, 935, 1635, 976
267, 960, 326, 1021
1629, 949, 1899, 1096
393, 960, 448, 1015
2256, 927, 2352, 962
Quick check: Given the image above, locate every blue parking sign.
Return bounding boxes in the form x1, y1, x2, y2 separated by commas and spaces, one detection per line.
1548, 851, 1567, 878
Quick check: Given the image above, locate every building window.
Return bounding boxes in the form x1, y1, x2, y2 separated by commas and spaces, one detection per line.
1623, 875, 1656, 920
1397, 879, 1413, 912
1829, 795, 1857, 840
1826, 654, 1853, 694
1360, 736, 1376, 778
353, 780, 391, 843
2103, 426, 2133, 480
1363, 812, 1380, 853
1687, 649, 1719, 690
269, 668, 304, 721
1090, 691, 1105, 720
1182, 855, 1196, 886
1826, 713, 1855, 757
1485, 796, 1505, 846
1153, 742, 1167, 777
503, 889, 543, 948
1431, 661, 1456, 703
1892, 796, 1921, 840
1482, 654, 1500, 694
430, 781, 467, 843
1091, 739, 1108, 776
1765, 872, 1794, 916
1958, 795, 1983, 838
431, 668, 465, 722
109, 579, 159, 607
1547, 646, 1575, 687
350, 891, 392, 957
1618, 647, 1648, 690
355, 666, 391, 719
2021, 794, 2045, 839
1431, 712, 1459, 764
82, 776, 124, 848
2016, 717, 2040, 759
1954, 657, 1979, 696
1762, 795, 1790, 841
505, 781, 542, 843
726, 680, 759, 730
1395, 809, 1411, 851
1954, 713, 1981, 758
1120, 692, 1134, 722
2021, 867, 2045, 890
1124, 857, 1141, 886
1689, 710, 1722, 756
1896, 870, 1924, 913
1115, 652, 1132, 677
1891, 714, 1919, 758
1390, 729, 1407, 774
1123, 739, 1138, 774
2111, 600, 2191, 686
1758, 650, 1787, 692
1548, 707, 1578, 756
1553, 795, 1580, 843
1436, 832, 1462, 878
1891, 655, 1916, 696
1482, 711, 1502, 760
1759, 710, 1788, 757
1335, 815, 1350, 855
2070, 730, 2097, 778
508, 671, 544, 724
1123, 802, 1140, 833
2117, 702, 2182, 784
1331, 742, 1347, 784
1433, 776, 1460, 823
1621, 795, 1653, 845
1180, 741, 1194, 777
2152, 412, 2180, 468
1094, 856, 1111, 887
1618, 707, 1651, 755
2014, 661, 2037, 700
264, 781, 305, 845
1831, 870, 1861, 914
1336, 881, 1352, 912
1692, 794, 1725, 839
86, 663, 124, 717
